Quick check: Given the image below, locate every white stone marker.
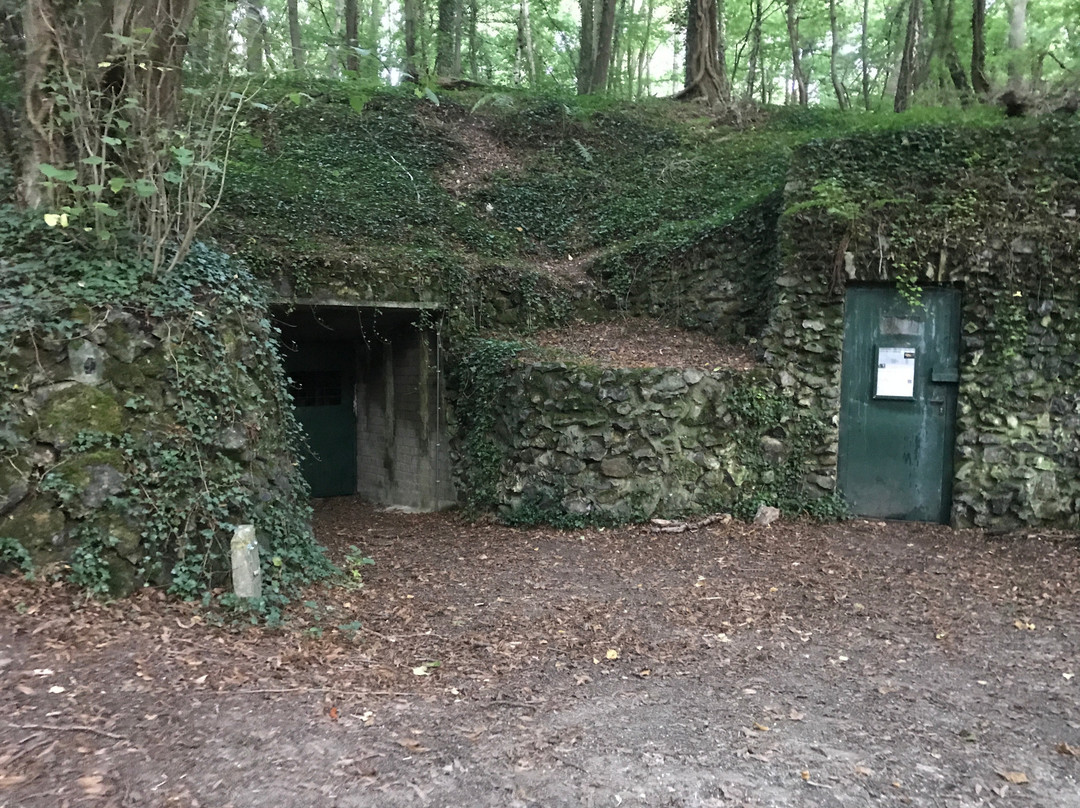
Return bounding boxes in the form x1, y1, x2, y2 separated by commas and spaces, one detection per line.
231, 524, 262, 599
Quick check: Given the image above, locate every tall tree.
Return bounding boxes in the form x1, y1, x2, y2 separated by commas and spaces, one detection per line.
679, 0, 729, 103
635, 0, 656, 97
971, 0, 990, 94
860, 0, 871, 108
578, 0, 597, 92
744, 0, 763, 101
244, 3, 267, 73
894, 0, 922, 111
829, 0, 848, 108
403, 0, 421, 80
436, 0, 462, 76
516, 0, 537, 84
1007, 0, 1028, 88
578, 0, 617, 93
785, 0, 808, 104
288, 0, 305, 70
345, 0, 359, 72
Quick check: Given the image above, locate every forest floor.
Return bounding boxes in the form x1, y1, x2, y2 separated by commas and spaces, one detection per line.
2, 500, 1079, 808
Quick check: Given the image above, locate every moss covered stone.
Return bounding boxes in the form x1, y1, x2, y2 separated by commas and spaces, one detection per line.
37, 385, 124, 448
0, 496, 66, 563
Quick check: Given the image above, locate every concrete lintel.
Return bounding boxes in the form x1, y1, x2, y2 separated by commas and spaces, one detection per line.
281, 298, 444, 310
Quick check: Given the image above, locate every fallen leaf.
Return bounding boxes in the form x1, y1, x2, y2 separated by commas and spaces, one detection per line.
328, 706, 339, 721
605, 649, 619, 660
0, 774, 28, 788
574, 674, 592, 685
1056, 743, 1079, 758
16, 685, 34, 696
48, 685, 66, 694
855, 764, 873, 776
412, 666, 431, 676
636, 669, 651, 678
77, 774, 108, 796
752, 722, 769, 732
193, 674, 208, 685
397, 739, 429, 753
788, 709, 805, 721
1064, 672, 1074, 681
800, 770, 810, 781
996, 770, 1029, 784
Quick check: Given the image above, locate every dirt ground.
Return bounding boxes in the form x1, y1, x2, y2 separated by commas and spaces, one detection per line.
2, 500, 1079, 808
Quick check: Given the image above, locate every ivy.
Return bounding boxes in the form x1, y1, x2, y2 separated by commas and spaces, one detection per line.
448, 338, 524, 513
0, 205, 332, 598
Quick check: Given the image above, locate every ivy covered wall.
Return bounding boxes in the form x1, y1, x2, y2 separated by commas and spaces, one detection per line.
765, 118, 1080, 529
450, 343, 838, 525
0, 213, 331, 596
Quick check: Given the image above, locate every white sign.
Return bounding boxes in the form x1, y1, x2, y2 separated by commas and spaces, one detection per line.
876, 347, 916, 398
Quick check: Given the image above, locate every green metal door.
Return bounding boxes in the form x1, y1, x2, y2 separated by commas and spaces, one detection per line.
286, 341, 356, 498
837, 286, 961, 523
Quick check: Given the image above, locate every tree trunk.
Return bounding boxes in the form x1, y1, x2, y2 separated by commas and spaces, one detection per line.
1006, 0, 1027, 88
941, 0, 970, 95
245, 3, 266, 73
516, 0, 537, 84
468, 0, 480, 78
785, 0, 807, 104
288, 0, 305, 70
436, 0, 461, 76
345, 0, 359, 71
829, 0, 848, 108
970, 0, 989, 94
716, 0, 729, 98
894, 0, 921, 111
861, 0, 871, 108
745, 0, 762, 101
592, 0, 618, 92
16, 0, 196, 208
636, 0, 655, 98
678, 0, 728, 104
368, 0, 385, 80
403, 0, 421, 80
326, 0, 342, 75
578, 0, 596, 93
609, 0, 627, 93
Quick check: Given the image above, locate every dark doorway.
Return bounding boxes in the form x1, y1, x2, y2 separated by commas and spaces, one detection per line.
837, 286, 961, 523
284, 339, 356, 497
275, 303, 455, 510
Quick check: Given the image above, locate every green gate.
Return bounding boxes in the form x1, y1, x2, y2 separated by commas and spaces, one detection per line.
286, 341, 356, 498
837, 286, 961, 523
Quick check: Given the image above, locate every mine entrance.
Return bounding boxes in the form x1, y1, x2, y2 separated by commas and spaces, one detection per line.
276, 303, 455, 510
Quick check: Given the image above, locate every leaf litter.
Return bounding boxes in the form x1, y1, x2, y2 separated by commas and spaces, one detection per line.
0, 499, 1078, 806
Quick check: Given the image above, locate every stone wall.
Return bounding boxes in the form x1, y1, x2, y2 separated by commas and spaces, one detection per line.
592, 194, 782, 340
484, 361, 826, 523
764, 120, 1080, 529
0, 297, 312, 594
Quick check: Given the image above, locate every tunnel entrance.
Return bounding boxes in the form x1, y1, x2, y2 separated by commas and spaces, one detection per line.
275, 302, 455, 511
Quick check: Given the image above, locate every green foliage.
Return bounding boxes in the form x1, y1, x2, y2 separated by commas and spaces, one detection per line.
721, 385, 834, 520
341, 545, 375, 589
449, 338, 524, 512
0, 536, 34, 577
502, 490, 650, 528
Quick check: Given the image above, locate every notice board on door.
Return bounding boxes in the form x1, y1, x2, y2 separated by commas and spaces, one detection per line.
875, 347, 916, 399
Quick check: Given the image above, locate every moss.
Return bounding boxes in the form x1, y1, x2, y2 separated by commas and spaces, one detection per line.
50, 449, 126, 489
0, 496, 66, 563
37, 385, 125, 447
